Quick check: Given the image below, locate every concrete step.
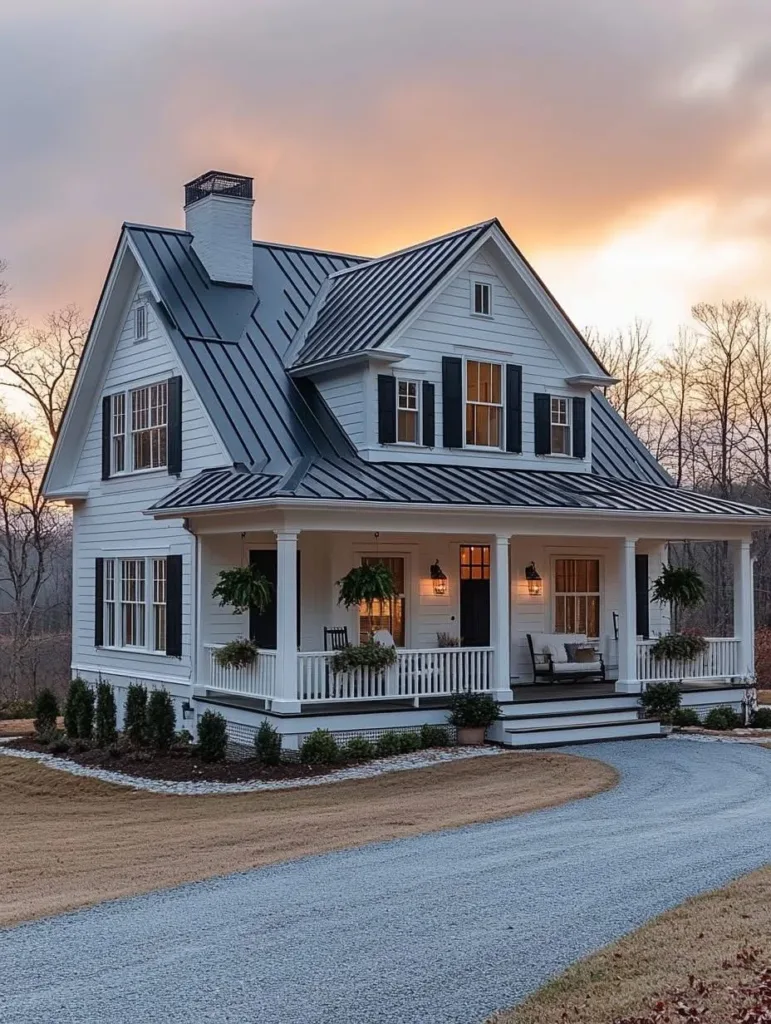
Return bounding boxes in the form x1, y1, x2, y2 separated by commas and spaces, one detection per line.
502, 718, 663, 748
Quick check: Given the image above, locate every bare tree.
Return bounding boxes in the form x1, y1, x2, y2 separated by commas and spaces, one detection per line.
587, 318, 656, 434
0, 304, 87, 441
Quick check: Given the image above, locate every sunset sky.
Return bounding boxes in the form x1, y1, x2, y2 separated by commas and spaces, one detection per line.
2, 0, 771, 343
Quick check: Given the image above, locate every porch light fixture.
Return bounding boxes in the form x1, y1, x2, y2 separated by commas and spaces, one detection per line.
430, 560, 448, 596
525, 562, 543, 597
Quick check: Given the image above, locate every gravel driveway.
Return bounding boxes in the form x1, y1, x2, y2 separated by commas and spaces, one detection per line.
3, 738, 771, 1024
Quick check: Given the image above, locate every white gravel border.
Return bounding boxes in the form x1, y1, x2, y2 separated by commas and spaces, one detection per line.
0, 742, 507, 795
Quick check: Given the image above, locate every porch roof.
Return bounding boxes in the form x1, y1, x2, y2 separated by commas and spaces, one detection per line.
149, 458, 771, 519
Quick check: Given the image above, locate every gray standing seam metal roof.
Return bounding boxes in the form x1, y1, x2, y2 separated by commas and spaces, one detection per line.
288, 221, 493, 368
125, 223, 767, 520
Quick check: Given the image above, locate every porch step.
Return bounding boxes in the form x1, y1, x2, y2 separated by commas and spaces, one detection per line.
501, 695, 640, 717
502, 718, 662, 748
502, 709, 640, 730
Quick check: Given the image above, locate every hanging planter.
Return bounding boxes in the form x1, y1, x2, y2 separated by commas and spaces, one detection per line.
651, 629, 709, 662
213, 638, 259, 670
336, 561, 398, 616
651, 564, 705, 625
212, 565, 272, 615
331, 637, 398, 675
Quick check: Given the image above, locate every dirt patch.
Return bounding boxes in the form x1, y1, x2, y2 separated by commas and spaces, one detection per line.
7, 737, 364, 783
489, 865, 771, 1024
0, 750, 615, 928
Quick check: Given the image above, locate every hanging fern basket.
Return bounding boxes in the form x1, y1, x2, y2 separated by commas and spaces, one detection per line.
212, 565, 272, 616
336, 561, 399, 614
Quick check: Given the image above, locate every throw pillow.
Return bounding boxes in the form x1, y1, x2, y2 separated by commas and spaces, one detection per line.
574, 647, 596, 664
564, 642, 579, 661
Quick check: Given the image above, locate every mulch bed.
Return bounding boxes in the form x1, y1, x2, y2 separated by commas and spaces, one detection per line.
5, 738, 355, 783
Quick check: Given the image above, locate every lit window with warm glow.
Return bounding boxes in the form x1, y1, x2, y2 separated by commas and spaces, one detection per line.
554, 558, 600, 638
465, 361, 502, 448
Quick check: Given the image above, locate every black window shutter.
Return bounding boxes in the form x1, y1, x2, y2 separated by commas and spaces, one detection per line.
377, 375, 396, 444
635, 554, 650, 639
101, 396, 111, 480
505, 365, 522, 453
442, 356, 463, 448
572, 396, 586, 459
167, 376, 183, 476
166, 554, 183, 657
534, 393, 551, 455
422, 381, 435, 447
95, 559, 104, 647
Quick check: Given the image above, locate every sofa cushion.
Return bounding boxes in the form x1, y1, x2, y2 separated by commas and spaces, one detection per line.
531, 634, 587, 664
552, 660, 602, 674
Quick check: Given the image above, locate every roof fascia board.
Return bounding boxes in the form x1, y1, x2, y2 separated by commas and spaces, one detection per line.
288, 349, 407, 378
43, 231, 140, 494
567, 374, 620, 388
147, 495, 771, 527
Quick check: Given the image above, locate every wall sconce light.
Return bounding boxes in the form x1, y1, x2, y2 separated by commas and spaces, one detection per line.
181, 700, 194, 720
525, 562, 543, 596
430, 559, 448, 596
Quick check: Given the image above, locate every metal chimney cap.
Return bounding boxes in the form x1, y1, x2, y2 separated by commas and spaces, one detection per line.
184, 170, 253, 207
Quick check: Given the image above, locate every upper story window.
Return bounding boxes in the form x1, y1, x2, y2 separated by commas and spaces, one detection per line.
472, 281, 492, 317
134, 304, 148, 342
397, 379, 420, 444
466, 360, 502, 448
550, 397, 571, 455
110, 382, 168, 474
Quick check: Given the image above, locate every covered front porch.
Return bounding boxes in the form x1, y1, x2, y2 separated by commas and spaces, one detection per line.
193, 515, 755, 713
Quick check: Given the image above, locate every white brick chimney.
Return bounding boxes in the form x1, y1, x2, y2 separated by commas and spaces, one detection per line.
184, 171, 254, 287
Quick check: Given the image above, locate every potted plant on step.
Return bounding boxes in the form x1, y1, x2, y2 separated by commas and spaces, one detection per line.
448, 692, 501, 746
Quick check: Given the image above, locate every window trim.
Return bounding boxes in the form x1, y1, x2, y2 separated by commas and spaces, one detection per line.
551, 555, 602, 639
109, 379, 169, 476
134, 303, 148, 342
395, 377, 422, 446
101, 555, 170, 653
471, 279, 493, 318
463, 358, 505, 451
549, 396, 572, 458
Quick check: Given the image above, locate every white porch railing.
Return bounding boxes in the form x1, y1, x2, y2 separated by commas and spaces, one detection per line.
297, 647, 494, 703
205, 644, 277, 698
636, 637, 741, 683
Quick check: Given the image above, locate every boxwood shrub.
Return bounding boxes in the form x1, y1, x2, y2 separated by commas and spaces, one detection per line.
300, 729, 340, 765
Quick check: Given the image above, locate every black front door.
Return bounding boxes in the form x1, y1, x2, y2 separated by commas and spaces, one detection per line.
249, 549, 301, 648
459, 545, 491, 647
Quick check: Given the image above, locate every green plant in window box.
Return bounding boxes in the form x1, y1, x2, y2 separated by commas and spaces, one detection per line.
212, 565, 272, 616
336, 561, 398, 617
331, 637, 397, 675
213, 638, 259, 670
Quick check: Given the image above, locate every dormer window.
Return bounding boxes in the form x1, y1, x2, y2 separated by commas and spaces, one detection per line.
550, 397, 571, 455
397, 379, 421, 444
135, 303, 148, 341
466, 360, 502, 448
472, 281, 492, 317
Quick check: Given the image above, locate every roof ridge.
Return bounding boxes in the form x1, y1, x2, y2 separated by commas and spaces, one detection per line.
323, 219, 496, 281
252, 239, 368, 261
124, 222, 192, 236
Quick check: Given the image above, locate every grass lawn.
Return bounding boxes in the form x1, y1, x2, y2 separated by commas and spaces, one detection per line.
0, 749, 615, 927
490, 865, 771, 1024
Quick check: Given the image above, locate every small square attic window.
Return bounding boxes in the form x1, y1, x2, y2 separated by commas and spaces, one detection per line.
472, 281, 492, 317
134, 304, 148, 342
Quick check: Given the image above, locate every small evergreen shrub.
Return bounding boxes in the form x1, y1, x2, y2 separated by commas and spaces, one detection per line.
420, 724, 449, 748
174, 729, 194, 747
751, 707, 771, 729
48, 735, 71, 755
398, 730, 421, 753
671, 707, 701, 727
299, 729, 340, 764
123, 683, 148, 746
254, 721, 282, 766
341, 737, 376, 761
71, 738, 91, 754
375, 731, 402, 758
95, 682, 118, 747
64, 678, 94, 739
0, 698, 34, 720
146, 689, 176, 751
33, 688, 59, 738
704, 706, 741, 731
197, 710, 228, 763
639, 682, 682, 723
447, 692, 501, 728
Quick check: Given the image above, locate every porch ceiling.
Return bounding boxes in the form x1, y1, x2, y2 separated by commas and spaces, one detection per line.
149, 458, 771, 521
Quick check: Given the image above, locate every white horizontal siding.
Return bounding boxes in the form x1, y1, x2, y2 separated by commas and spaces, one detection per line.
71, 281, 229, 684
315, 368, 368, 446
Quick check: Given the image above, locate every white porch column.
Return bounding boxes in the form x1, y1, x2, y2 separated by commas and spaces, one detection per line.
731, 539, 754, 679
615, 537, 640, 693
491, 534, 512, 702
274, 529, 301, 711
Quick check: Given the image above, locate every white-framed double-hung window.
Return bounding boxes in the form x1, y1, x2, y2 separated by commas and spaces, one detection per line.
554, 558, 600, 638
103, 556, 167, 652
110, 381, 168, 474
396, 379, 421, 444
550, 397, 571, 455
465, 360, 503, 448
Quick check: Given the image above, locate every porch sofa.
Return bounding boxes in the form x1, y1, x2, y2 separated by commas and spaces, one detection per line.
527, 633, 606, 685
